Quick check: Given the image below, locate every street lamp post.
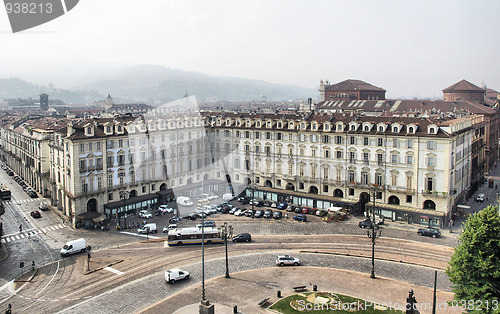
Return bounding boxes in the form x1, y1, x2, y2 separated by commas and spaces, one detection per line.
120, 191, 129, 230
220, 222, 233, 278
367, 188, 382, 279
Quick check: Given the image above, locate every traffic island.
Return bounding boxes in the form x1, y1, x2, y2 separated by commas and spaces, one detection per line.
270, 292, 404, 313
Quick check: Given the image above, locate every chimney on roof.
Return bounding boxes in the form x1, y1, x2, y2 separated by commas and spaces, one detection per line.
67, 123, 75, 137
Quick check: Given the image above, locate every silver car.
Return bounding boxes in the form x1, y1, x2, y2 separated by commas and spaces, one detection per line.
276, 255, 301, 266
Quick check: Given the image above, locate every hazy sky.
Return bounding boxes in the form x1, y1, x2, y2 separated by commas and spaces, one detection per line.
1, 0, 499, 98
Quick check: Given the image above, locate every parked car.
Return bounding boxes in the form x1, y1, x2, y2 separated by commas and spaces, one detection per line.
138, 223, 157, 234
308, 208, 318, 215
263, 209, 273, 218
234, 209, 243, 216
245, 209, 255, 217
196, 220, 216, 228
294, 206, 303, 213
207, 193, 219, 200
358, 220, 374, 229
163, 224, 177, 233
165, 268, 190, 284
184, 214, 197, 220
270, 202, 278, 208
276, 255, 301, 266
286, 205, 296, 212
139, 210, 153, 219
28, 191, 38, 198
30, 210, 41, 218
159, 205, 174, 213
39, 202, 49, 211
229, 207, 237, 214
170, 216, 182, 223
316, 210, 328, 217
417, 227, 442, 238
262, 201, 272, 207
273, 211, 282, 219
293, 214, 307, 222
254, 210, 264, 218
475, 193, 485, 202
232, 233, 252, 243
277, 202, 288, 210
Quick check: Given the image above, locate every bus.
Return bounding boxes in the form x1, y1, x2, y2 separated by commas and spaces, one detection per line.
167, 227, 223, 246
0, 185, 11, 201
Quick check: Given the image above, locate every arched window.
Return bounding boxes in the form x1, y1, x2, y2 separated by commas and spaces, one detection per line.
429, 128, 435, 134
379, 126, 383, 132
106, 126, 111, 133
408, 127, 414, 133
364, 126, 369, 131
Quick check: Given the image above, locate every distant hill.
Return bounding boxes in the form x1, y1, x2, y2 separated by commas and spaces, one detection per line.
81, 65, 315, 103
0, 65, 315, 104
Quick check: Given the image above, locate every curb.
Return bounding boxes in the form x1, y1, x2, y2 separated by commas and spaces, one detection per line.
0, 243, 9, 263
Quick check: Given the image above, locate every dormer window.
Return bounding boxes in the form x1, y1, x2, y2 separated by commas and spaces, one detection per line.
393, 127, 399, 133
267, 121, 271, 128
408, 127, 414, 133
336, 124, 343, 131
246, 121, 250, 127
117, 125, 122, 133
106, 126, 111, 133
226, 119, 230, 125
351, 125, 356, 131
312, 123, 317, 130
289, 122, 294, 129
364, 126, 369, 131
324, 124, 330, 131
301, 123, 306, 130
429, 127, 435, 134
236, 120, 241, 126
256, 121, 261, 127
379, 126, 384, 132
277, 122, 282, 128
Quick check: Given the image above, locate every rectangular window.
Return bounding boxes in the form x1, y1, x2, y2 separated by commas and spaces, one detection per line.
407, 139, 413, 149
350, 136, 355, 145
361, 172, 368, 184
427, 157, 435, 167
88, 143, 92, 151
392, 155, 398, 164
80, 159, 86, 171
349, 171, 355, 182
427, 177, 433, 191
81, 180, 88, 193
108, 174, 113, 187
336, 168, 342, 181
363, 137, 369, 145
407, 155, 413, 165
97, 177, 102, 190
349, 151, 355, 163
80, 143, 85, 152
288, 164, 293, 175
377, 153, 384, 165
377, 138, 383, 147
427, 141, 435, 150
266, 132, 271, 140
393, 139, 399, 148
375, 173, 383, 186
255, 132, 260, 139
108, 193, 113, 201
277, 133, 282, 140
391, 174, 397, 186
335, 136, 342, 144
325, 150, 330, 158
336, 151, 343, 159
107, 156, 113, 166
406, 195, 412, 203
363, 152, 369, 164
323, 185, 328, 192
349, 188, 354, 196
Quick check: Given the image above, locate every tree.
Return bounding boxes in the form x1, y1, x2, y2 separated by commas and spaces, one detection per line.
446, 205, 500, 313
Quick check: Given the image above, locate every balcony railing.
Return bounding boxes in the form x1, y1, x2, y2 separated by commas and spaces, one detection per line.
79, 165, 103, 173
387, 186, 415, 194
421, 190, 447, 198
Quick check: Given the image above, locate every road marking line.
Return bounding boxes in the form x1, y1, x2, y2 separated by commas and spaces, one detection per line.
119, 231, 160, 239
5, 237, 11, 242
104, 267, 125, 275
1, 239, 5, 243
19, 234, 25, 239
47, 226, 55, 231
164, 241, 169, 248
15, 235, 20, 240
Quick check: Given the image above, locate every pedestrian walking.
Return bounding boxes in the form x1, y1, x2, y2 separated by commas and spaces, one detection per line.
19, 225, 22, 233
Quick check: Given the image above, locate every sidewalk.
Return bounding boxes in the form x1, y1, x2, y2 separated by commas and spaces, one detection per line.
141, 267, 459, 314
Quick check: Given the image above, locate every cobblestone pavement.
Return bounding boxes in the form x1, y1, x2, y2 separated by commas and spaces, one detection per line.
57, 250, 453, 314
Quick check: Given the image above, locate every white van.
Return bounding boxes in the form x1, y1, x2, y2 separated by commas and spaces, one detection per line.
223, 193, 234, 202
138, 223, 157, 234
60, 238, 87, 256
176, 196, 193, 207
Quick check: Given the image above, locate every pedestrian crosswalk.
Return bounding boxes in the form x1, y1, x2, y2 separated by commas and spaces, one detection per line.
3, 199, 41, 205
0, 223, 65, 244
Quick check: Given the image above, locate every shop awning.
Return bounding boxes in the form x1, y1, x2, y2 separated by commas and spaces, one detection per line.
367, 202, 446, 217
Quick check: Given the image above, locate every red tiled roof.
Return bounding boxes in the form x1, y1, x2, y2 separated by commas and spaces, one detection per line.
443, 79, 484, 92
325, 79, 386, 92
